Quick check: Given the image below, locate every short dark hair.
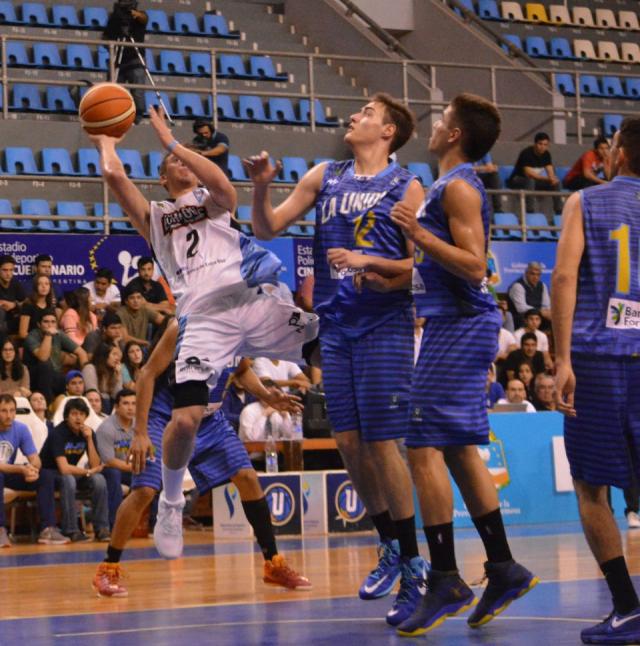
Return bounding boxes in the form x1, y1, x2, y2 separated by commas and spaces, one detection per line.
0, 393, 16, 407
534, 132, 550, 143
95, 267, 113, 281
124, 285, 143, 300
619, 117, 640, 176
101, 311, 122, 328
593, 136, 609, 149
450, 94, 501, 162
521, 332, 538, 345
114, 388, 136, 406
371, 92, 416, 153
0, 254, 16, 266
137, 256, 154, 270
63, 397, 90, 419
36, 308, 57, 324
524, 308, 541, 319
35, 254, 52, 265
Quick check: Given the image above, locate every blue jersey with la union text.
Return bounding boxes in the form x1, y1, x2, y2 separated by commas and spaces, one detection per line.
413, 163, 496, 318
313, 160, 415, 337
572, 176, 640, 356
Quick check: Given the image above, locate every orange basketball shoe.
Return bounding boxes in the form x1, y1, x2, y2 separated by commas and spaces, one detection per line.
92, 562, 128, 598
263, 555, 312, 591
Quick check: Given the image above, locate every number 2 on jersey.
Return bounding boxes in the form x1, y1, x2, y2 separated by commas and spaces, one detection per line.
354, 210, 375, 248
609, 223, 637, 294
186, 229, 199, 259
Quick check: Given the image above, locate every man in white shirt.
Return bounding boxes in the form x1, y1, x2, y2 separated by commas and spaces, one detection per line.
238, 400, 293, 441
84, 268, 121, 318
496, 379, 536, 413
252, 358, 311, 394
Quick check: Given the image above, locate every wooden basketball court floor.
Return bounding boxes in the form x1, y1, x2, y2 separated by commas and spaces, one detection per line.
2, 522, 638, 645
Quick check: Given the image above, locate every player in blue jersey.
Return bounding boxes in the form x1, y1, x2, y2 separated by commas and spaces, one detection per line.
92, 318, 311, 598
244, 93, 428, 624
362, 94, 537, 637
553, 118, 640, 645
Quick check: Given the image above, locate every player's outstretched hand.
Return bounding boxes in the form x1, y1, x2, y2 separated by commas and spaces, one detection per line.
264, 386, 303, 415
327, 248, 367, 271
129, 431, 155, 474
148, 104, 173, 148
243, 151, 282, 186
554, 362, 576, 417
391, 201, 419, 240
354, 271, 391, 293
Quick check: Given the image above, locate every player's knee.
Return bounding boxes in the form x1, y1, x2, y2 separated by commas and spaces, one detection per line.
232, 469, 261, 497
334, 430, 360, 458
574, 479, 608, 506
131, 486, 157, 506
171, 409, 201, 440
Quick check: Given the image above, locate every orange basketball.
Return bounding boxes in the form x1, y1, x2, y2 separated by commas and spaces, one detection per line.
79, 82, 136, 138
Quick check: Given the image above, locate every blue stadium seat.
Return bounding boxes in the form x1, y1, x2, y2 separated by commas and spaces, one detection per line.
493, 212, 522, 240
174, 12, 202, 35
498, 165, 514, 186
21, 3, 50, 26
11, 84, 43, 111
117, 150, 146, 179
602, 76, 626, 99
602, 114, 623, 136
42, 148, 76, 175
77, 148, 101, 176
96, 46, 109, 71
407, 162, 435, 187
6, 42, 31, 67
526, 212, 555, 241
189, 53, 212, 76
227, 155, 248, 181
234, 205, 253, 235
146, 9, 171, 33
51, 5, 80, 27
202, 14, 240, 39
549, 37, 575, 60
94, 202, 133, 233
45, 87, 76, 113
525, 36, 549, 58
144, 50, 158, 74
501, 34, 522, 55
213, 95, 242, 122
5, 147, 41, 174
555, 166, 570, 184
580, 75, 602, 97
0, 200, 26, 233
82, 7, 108, 29
33, 43, 63, 68
218, 54, 251, 79
59, 201, 103, 233
21, 199, 68, 233
147, 151, 164, 179
65, 45, 99, 70
555, 73, 576, 96
625, 78, 640, 99
249, 56, 288, 81
268, 98, 303, 124
299, 99, 339, 126
0, 2, 18, 23
553, 214, 562, 230
176, 93, 206, 118
238, 95, 269, 123
159, 50, 187, 75
144, 91, 173, 116
0, 200, 12, 215
281, 157, 308, 183
478, 0, 501, 20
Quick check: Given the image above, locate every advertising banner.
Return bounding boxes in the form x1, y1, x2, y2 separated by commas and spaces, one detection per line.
326, 471, 373, 533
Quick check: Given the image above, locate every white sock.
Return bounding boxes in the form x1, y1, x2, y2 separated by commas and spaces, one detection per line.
162, 463, 187, 503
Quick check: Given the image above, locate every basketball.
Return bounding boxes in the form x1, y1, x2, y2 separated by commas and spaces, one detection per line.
78, 82, 136, 138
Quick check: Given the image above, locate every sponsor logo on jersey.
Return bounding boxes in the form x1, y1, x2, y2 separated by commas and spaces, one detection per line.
162, 205, 208, 234
606, 297, 640, 329
334, 481, 367, 523
264, 482, 296, 526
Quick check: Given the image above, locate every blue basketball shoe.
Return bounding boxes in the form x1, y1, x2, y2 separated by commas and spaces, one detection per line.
581, 607, 640, 644
396, 570, 477, 636
386, 556, 430, 626
467, 560, 539, 628
358, 539, 401, 600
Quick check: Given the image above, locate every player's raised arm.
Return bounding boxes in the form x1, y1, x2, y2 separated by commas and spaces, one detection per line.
91, 134, 151, 241
149, 105, 237, 214
244, 152, 324, 240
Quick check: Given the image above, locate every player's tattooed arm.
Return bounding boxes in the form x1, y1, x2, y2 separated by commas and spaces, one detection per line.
244, 153, 325, 239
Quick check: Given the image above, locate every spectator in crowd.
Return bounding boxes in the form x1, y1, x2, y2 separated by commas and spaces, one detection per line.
83, 268, 121, 320
60, 287, 98, 346
29, 391, 54, 435
39, 398, 109, 542
473, 152, 501, 212
23, 310, 88, 403
531, 372, 556, 411
121, 341, 145, 390
191, 119, 230, 176
507, 261, 551, 328
485, 364, 505, 409
103, 0, 148, 123
514, 308, 553, 371
82, 343, 124, 411
497, 299, 515, 333
496, 379, 536, 413
0, 394, 67, 546
516, 362, 535, 400
96, 388, 136, 528
83, 311, 125, 359
19, 275, 57, 340
125, 257, 173, 315
507, 132, 563, 213
238, 398, 294, 441
27, 254, 63, 305
504, 332, 546, 383
0, 339, 30, 397
252, 357, 311, 394
563, 136, 610, 191
51, 370, 86, 418
220, 369, 257, 432
85, 389, 108, 421
0, 255, 26, 336
116, 285, 164, 348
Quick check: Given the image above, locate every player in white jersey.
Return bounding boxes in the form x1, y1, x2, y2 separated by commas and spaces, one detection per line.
91, 105, 318, 559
